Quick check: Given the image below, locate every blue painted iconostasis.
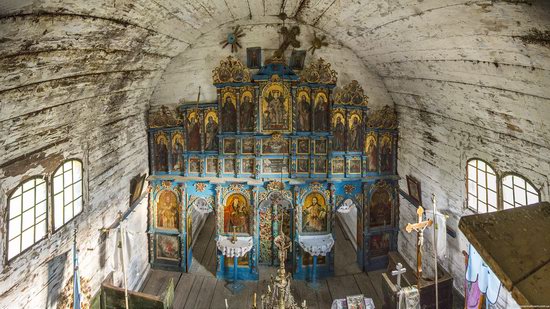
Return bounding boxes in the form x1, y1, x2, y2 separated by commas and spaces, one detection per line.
146, 55, 399, 281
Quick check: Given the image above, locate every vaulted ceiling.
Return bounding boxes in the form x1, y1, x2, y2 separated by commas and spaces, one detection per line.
1, 0, 548, 176
0, 2, 548, 306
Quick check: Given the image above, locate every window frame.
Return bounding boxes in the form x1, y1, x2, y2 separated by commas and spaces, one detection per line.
51, 159, 84, 232
5, 176, 49, 263
501, 172, 541, 210
466, 158, 499, 213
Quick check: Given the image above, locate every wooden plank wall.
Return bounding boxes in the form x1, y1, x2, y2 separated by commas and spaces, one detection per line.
1, 0, 548, 308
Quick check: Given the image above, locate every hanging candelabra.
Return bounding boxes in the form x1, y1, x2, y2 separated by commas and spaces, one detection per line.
257, 214, 307, 309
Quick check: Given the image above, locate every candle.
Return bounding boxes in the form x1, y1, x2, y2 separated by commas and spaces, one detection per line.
225, 298, 228, 309
253, 293, 257, 307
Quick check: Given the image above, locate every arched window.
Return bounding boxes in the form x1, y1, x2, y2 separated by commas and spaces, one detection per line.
502, 174, 540, 209
52, 160, 83, 230
467, 159, 497, 213
7, 177, 48, 261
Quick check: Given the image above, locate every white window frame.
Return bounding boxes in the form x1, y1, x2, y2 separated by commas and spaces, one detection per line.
502, 173, 540, 210
7, 177, 48, 262
52, 159, 83, 231
466, 159, 498, 213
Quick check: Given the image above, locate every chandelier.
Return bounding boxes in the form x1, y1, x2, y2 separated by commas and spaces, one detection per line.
256, 216, 307, 309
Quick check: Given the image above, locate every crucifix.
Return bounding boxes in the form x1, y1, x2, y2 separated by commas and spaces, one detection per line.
391, 262, 406, 290
405, 206, 433, 285
273, 26, 301, 59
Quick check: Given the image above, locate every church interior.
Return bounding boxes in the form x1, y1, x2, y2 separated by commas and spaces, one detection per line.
0, 0, 549, 308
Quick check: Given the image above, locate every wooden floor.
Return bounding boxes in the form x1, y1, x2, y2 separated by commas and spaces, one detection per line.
141, 214, 386, 308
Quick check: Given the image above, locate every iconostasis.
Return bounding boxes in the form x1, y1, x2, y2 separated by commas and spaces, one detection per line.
146, 55, 399, 281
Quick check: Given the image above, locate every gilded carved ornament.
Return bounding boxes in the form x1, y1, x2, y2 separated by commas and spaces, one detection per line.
212, 56, 251, 84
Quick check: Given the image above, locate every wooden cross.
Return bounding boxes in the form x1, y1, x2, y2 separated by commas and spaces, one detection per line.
391, 262, 406, 290
405, 206, 433, 282
273, 26, 301, 59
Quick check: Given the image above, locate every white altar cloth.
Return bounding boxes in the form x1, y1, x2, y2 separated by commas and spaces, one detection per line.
217, 235, 253, 258
331, 297, 375, 309
298, 234, 335, 256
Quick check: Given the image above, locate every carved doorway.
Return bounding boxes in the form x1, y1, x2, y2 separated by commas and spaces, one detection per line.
258, 191, 294, 267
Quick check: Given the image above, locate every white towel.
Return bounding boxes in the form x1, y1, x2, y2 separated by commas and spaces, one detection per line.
425, 210, 447, 260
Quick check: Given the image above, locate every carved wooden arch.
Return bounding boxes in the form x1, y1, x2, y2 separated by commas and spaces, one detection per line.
258, 191, 292, 212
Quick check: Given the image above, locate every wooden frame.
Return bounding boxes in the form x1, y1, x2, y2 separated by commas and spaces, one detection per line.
6, 176, 49, 263
406, 175, 422, 206
466, 158, 498, 213
52, 159, 84, 231
500, 172, 541, 210
130, 173, 146, 207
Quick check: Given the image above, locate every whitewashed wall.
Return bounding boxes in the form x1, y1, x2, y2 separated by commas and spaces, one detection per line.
1, 0, 549, 307
150, 17, 393, 109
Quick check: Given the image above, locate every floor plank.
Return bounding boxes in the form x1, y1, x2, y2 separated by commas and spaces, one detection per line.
191, 277, 218, 309
354, 272, 383, 307
315, 280, 334, 308
182, 276, 205, 308
172, 273, 196, 308
141, 269, 180, 296
327, 274, 362, 300
367, 269, 386, 301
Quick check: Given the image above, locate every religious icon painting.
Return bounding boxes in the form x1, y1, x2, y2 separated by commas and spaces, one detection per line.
302, 252, 326, 265
297, 139, 310, 154
261, 82, 292, 133
314, 158, 328, 174
314, 139, 327, 154
380, 133, 393, 173
296, 90, 311, 132
332, 111, 346, 151
262, 137, 289, 154
223, 138, 237, 154
223, 193, 251, 234
240, 90, 255, 132
242, 137, 256, 154
406, 175, 422, 206
171, 131, 184, 172
154, 131, 169, 172
365, 132, 378, 172
129, 173, 146, 206
224, 158, 236, 174
347, 112, 362, 152
263, 158, 288, 174
157, 234, 180, 261
346, 295, 365, 309
302, 192, 328, 232
221, 90, 237, 132
156, 190, 179, 230
289, 50, 307, 70
369, 184, 393, 227
204, 111, 219, 151
189, 157, 201, 173
246, 47, 261, 69
225, 253, 250, 266
186, 111, 201, 151
206, 157, 218, 174
332, 158, 345, 174
313, 91, 329, 132
242, 158, 255, 174
297, 158, 310, 173
369, 233, 391, 257
348, 158, 362, 174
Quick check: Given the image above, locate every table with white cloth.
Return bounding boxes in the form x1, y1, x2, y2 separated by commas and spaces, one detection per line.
331, 297, 375, 309
217, 235, 253, 293
298, 234, 334, 287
